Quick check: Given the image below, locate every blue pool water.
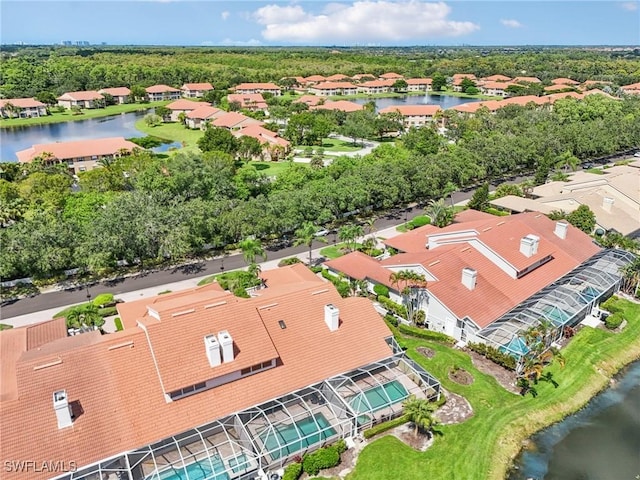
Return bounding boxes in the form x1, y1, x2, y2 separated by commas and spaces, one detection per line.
153, 455, 229, 480
259, 413, 336, 460
348, 380, 409, 413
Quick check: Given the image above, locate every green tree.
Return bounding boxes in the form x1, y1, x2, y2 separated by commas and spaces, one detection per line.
392, 79, 408, 92
431, 73, 447, 92
340, 110, 376, 146
236, 135, 262, 162
154, 106, 170, 121
467, 183, 490, 212
402, 395, 438, 437
294, 221, 324, 265
459, 77, 477, 94
198, 126, 239, 155
566, 204, 596, 233
426, 198, 454, 228
65, 303, 104, 329
238, 237, 266, 266
389, 270, 428, 325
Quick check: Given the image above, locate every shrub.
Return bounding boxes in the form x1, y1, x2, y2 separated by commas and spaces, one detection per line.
363, 414, 409, 439
333, 438, 347, 455
93, 293, 115, 308
282, 462, 303, 480
302, 445, 340, 476
412, 310, 426, 326
97, 306, 118, 317
397, 323, 456, 345
321, 270, 350, 297
377, 296, 407, 318
0, 323, 14, 331
601, 296, 621, 314
409, 215, 431, 228
373, 284, 389, 298
605, 312, 624, 330
114, 317, 124, 331
467, 342, 517, 370
384, 314, 399, 328
485, 207, 509, 217
278, 257, 302, 267
309, 265, 323, 273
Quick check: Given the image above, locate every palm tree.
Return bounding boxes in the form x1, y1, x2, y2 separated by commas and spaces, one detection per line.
402, 395, 438, 437
389, 270, 429, 324
294, 221, 325, 265
426, 198, 454, 228
238, 237, 266, 266
621, 257, 640, 297
364, 216, 377, 242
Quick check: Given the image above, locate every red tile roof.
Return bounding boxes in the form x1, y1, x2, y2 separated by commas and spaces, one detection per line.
16, 137, 139, 163
380, 72, 404, 79
166, 99, 209, 111
212, 112, 264, 129
0, 265, 393, 479
378, 105, 442, 116
182, 82, 214, 91
544, 84, 576, 92
294, 94, 323, 106
186, 105, 223, 120
312, 81, 358, 90
0, 97, 46, 108
406, 78, 433, 85
304, 75, 327, 82
513, 76, 542, 84
227, 93, 268, 110
57, 90, 104, 101
311, 100, 364, 113
551, 77, 580, 85
483, 74, 512, 82
98, 87, 131, 96
145, 84, 180, 93
358, 79, 395, 88
234, 124, 290, 148
235, 82, 281, 91
325, 74, 349, 81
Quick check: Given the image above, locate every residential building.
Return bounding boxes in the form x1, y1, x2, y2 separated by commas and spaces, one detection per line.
325, 74, 350, 82
378, 105, 442, 128
146, 85, 181, 102
293, 94, 324, 108
181, 82, 214, 98
185, 106, 224, 129
480, 81, 516, 97
351, 73, 376, 82
491, 162, 640, 237
544, 84, 577, 93
451, 74, 477, 92
227, 93, 268, 112
165, 99, 210, 122
57, 90, 104, 109
98, 87, 132, 104
325, 211, 633, 357
212, 111, 264, 130
356, 79, 395, 95
450, 100, 502, 115
379, 72, 404, 80
302, 75, 327, 85
405, 78, 433, 92
308, 82, 358, 97
513, 76, 542, 85
551, 77, 580, 86
0, 98, 47, 118
311, 100, 363, 113
233, 124, 291, 160
16, 137, 139, 174
234, 83, 281, 97
0, 264, 440, 480
621, 82, 640, 95
482, 74, 512, 82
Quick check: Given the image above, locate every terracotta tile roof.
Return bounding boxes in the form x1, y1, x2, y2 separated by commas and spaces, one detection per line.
16, 137, 140, 163
452, 74, 477, 85
544, 84, 576, 92
145, 84, 180, 93
294, 94, 323, 106
0, 265, 393, 479
502, 95, 548, 107
304, 75, 327, 82
513, 76, 542, 84
581, 80, 612, 88
379, 72, 403, 79
545, 91, 583, 102
483, 74, 512, 82
551, 77, 580, 85
166, 99, 209, 111
234, 124, 290, 148
358, 79, 395, 88
378, 105, 442, 116
352, 74, 375, 81
227, 93, 268, 110
26, 318, 68, 351
235, 82, 281, 91
450, 100, 502, 113
98, 87, 131, 96
0, 97, 46, 108
582, 89, 616, 99
325, 74, 349, 81
0, 328, 26, 401
212, 112, 264, 129
57, 90, 104, 101
481, 81, 516, 90
326, 251, 395, 288
311, 100, 363, 113
186, 105, 223, 120
406, 78, 432, 85
182, 82, 213, 91
312, 81, 358, 90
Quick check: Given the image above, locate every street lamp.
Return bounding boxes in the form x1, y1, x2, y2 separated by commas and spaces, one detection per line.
85, 283, 91, 300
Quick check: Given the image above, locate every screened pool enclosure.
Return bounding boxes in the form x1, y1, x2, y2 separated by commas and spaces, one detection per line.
52, 354, 440, 480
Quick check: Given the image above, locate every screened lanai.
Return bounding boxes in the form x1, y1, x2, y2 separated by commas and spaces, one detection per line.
477, 248, 635, 359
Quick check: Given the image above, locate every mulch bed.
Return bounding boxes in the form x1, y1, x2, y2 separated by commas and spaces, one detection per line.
417, 346, 436, 358
448, 367, 474, 385
465, 349, 520, 395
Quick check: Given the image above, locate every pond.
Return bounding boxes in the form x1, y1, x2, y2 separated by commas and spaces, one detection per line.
0, 110, 167, 162
351, 93, 483, 111
508, 360, 640, 480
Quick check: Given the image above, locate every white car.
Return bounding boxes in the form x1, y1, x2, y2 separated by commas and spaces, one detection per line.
634, 152, 640, 158
314, 229, 329, 237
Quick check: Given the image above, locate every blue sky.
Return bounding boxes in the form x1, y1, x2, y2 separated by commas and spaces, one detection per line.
1, 1, 638, 46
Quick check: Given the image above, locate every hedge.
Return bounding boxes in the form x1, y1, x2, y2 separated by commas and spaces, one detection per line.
601, 296, 621, 314
114, 317, 124, 332
410, 215, 431, 228
302, 445, 340, 476
321, 270, 350, 298
605, 312, 624, 330
363, 414, 409, 439
467, 342, 517, 370
373, 284, 389, 298
93, 293, 115, 308
282, 462, 303, 480
98, 306, 118, 317
397, 323, 456, 345
377, 296, 407, 318
278, 257, 302, 267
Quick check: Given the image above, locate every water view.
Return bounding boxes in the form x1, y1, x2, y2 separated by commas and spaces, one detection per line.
352, 93, 483, 111
0, 110, 152, 162
509, 360, 640, 480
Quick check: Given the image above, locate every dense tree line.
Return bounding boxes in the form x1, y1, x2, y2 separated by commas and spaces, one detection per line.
1, 94, 639, 280
1, 46, 639, 99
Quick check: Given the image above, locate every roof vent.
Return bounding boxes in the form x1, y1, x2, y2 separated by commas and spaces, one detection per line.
554, 221, 569, 240
53, 390, 73, 429
519, 234, 540, 258
461, 267, 477, 290
218, 330, 234, 363
204, 334, 221, 367
324, 304, 339, 332
602, 197, 614, 213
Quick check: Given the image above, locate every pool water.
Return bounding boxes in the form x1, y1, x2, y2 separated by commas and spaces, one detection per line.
227, 453, 249, 474
259, 413, 337, 460
153, 455, 229, 480
348, 380, 409, 413
540, 305, 571, 326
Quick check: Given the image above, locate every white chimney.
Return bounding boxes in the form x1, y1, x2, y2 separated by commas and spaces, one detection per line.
554, 221, 569, 240
461, 267, 477, 290
324, 304, 339, 331
218, 330, 234, 363
520, 234, 539, 257
204, 334, 221, 367
602, 197, 614, 213
53, 390, 73, 429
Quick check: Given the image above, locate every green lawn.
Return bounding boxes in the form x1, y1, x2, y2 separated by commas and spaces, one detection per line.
134, 119, 204, 150
320, 243, 361, 259
0, 102, 170, 128
249, 160, 299, 177
347, 297, 640, 480
298, 138, 363, 152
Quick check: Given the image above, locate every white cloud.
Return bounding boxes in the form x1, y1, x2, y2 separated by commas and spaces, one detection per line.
221, 11, 230, 20
500, 18, 523, 28
219, 38, 263, 47
253, 1, 479, 43
620, 2, 638, 11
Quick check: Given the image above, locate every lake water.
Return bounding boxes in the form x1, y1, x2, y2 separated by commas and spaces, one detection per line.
508, 360, 640, 480
0, 110, 170, 162
352, 93, 483, 111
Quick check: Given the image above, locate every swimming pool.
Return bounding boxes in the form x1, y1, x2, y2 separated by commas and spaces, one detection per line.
152, 455, 230, 480
348, 380, 409, 414
258, 413, 337, 460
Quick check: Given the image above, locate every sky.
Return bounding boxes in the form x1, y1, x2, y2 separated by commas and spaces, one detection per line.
1, 0, 639, 46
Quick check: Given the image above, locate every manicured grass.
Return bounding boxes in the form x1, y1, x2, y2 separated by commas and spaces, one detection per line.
134, 119, 204, 149
319, 242, 362, 259
0, 102, 170, 128
249, 160, 298, 177
396, 214, 431, 232
53, 303, 89, 319
430, 89, 501, 100
347, 297, 640, 480
298, 138, 363, 152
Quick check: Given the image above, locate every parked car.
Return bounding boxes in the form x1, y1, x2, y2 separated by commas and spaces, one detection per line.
314, 229, 329, 237
633, 152, 640, 158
